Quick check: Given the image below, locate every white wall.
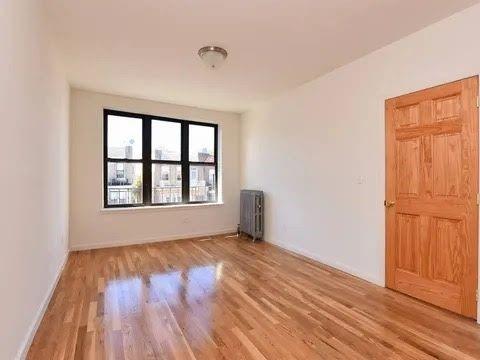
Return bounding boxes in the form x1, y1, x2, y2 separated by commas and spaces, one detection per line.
241, 4, 480, 287
69, 89, 240, 250
0, 1, 70, 359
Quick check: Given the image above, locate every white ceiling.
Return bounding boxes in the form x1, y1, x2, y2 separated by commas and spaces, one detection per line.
46, 0, 479, 113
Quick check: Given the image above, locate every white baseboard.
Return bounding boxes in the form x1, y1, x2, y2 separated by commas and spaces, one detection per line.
69, 228, 237, 251
267, 239, 384, 287
16, 250, 70, 360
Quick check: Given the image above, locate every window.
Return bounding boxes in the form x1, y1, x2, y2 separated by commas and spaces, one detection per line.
104, 109, 218, 208
189, 124, 214, 162
161, 168, 169, 181
115, 163, 125, 179
152, 164, 182, 204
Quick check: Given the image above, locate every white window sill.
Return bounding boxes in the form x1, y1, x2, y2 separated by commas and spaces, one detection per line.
100, 202, 224, 213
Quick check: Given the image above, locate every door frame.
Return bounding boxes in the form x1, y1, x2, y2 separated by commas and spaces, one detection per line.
384, 75, 479, 319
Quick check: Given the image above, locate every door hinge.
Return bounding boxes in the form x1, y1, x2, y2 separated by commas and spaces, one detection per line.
477, 96, 479, 108
477, 289, 479, 301
477, 194, 480, 206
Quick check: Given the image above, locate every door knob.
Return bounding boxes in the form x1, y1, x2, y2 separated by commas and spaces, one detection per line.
384, 200, 396, 208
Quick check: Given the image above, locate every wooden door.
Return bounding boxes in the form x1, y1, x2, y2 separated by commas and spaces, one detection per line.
386, 76, 479, 318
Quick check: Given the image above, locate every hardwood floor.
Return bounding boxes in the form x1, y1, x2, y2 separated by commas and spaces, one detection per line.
27, 235, 480, 359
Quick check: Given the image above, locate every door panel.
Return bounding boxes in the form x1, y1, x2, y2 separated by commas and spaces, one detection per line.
396, 139, 420, 197
433, 217, 465, 284
386, 76, 478, 319
396, 213, 420, 274
432, 133, 462, 197
396, 104, 420, 128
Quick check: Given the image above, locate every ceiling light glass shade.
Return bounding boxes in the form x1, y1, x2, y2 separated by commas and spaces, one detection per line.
198, 46, 228, 69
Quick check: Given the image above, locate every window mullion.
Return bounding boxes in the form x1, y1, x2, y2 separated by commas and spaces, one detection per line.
103, 111, 108, 207
143, 117, 152, 205
214, 124, 218, 203
181, 122, 189, 203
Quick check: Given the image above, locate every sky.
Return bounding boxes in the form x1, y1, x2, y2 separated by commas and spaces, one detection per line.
107, 115, 214, 160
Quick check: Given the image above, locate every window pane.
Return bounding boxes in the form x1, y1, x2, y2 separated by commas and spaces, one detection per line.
107, 162, 142, 205
189, 124, 214, 162
152, 120, 181, 161
190, 165, 216, 202
107, 115, 142, 159
152, 164, 182, 203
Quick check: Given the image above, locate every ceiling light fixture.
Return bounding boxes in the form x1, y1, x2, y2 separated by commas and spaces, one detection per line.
198, 46, 228, 70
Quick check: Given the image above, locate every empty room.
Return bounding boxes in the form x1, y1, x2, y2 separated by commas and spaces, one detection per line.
4, 0, 480, 359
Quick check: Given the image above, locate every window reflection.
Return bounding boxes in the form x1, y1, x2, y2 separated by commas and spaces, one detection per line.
102, 263, 224, 343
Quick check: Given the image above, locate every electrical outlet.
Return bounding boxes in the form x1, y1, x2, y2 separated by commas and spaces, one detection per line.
356, 176, 366, 184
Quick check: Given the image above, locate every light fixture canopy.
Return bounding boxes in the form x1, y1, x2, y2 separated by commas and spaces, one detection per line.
198, 46, 228, 69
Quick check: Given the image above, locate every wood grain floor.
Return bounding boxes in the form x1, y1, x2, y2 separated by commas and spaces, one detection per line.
27, 235, 480, 359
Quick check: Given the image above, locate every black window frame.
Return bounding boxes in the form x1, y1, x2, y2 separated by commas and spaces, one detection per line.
103, 108, 218, 208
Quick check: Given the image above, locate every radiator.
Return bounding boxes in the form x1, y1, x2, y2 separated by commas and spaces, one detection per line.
240, 190, 264, 241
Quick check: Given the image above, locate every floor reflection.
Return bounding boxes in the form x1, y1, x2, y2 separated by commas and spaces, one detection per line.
104, 276, 144, 318
103, 262, 224, 344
